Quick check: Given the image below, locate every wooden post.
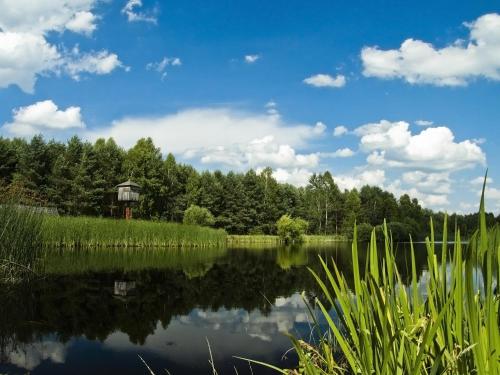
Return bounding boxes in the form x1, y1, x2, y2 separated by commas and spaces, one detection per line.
125, 206, 132, 220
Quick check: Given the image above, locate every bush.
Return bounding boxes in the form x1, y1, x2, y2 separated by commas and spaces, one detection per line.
276, 215, 308, 244
356, 223, 373, 242
183, 205, 215, 227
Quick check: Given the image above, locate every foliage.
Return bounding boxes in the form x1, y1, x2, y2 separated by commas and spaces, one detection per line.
183, 205, 215, 227
263, 181, 500, 374
276, 215, 309, 244
41, 215, 226, 248
1, 136, 498, 238
354, 222, 373, 242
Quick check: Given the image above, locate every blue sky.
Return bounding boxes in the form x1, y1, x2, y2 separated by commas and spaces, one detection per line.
0, 0, 499, 213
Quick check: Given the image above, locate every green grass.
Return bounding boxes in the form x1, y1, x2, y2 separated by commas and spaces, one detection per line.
247, 178, 500, 374
41, 216, 227, 249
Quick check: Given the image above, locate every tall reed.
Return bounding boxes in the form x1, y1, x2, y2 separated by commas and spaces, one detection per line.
0, 204, 43, 281
251, 179, 500, 374
41, 216, 227, 249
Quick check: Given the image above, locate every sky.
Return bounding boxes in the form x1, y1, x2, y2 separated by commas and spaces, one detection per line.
0, 0, 499, 214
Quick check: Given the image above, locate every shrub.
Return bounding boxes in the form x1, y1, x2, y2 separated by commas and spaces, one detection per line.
276, 215, 308, 244
356, 222, 373, 242
183, 205, 215, 227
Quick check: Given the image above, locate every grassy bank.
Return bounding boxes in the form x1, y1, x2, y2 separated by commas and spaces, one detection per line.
227, 234, 347, 246
41, 216, 227, 249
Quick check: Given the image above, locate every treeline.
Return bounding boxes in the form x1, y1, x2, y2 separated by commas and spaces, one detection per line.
1, 135, 498, 239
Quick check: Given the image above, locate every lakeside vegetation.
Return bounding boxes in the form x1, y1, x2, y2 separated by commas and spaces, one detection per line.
41, 215, 227, 249
1, 136, 499, 241
254, 187, 500, 374
0, 204, 43, 281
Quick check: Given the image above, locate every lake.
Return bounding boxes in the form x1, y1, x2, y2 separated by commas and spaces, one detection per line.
0, 243, 430, 374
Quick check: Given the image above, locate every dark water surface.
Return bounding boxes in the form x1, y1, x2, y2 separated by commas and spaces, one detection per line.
0, 243, 429, 374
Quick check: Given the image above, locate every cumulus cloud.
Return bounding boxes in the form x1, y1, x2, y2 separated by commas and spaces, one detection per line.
272, 168, 313, 186
244, 54, 260, 63
361, 13, 500, 86
122, 0, 158, 24
3, 100, 86, 136
0, 0, 123, 93
303, 74, 346, 88
335, 169, 386, 191
86, 107, 324, 154
402, 171, 451, 194
146, 57, 182, 80
0, 0, 99, 35
321, 148, 355, 158
354, 120, 486, 171
0, 32, 60, 93
189, 135, 320, 171
333, 125, 348, 137
65, 11, 98, 35
312, 121, 327, 135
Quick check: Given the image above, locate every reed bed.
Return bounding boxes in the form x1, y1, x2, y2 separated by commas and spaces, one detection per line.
0, 204, 43, 281
248, 182, 500, 374
41, 216, 227, 249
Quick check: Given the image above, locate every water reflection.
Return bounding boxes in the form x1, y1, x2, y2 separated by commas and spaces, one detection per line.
1, 243, 429, 374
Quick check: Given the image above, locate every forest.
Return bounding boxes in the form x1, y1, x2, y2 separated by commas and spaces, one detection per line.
1, 135, 498, 240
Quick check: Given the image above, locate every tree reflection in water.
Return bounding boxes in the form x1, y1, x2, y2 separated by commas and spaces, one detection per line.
0, 243, 428, 374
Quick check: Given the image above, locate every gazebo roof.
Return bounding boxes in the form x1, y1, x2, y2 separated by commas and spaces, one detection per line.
116, 179, 141, 188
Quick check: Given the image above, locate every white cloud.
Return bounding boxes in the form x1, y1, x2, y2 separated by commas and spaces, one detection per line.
3, 100, 86, 136
0, 0, 98, 35
387, 179, 450, 207
64, 49, 125, 80
335, 169, 386, 191
361, 13, 500, 86
122, 0, 157, 24
146, 57, 182, 80
0, 32, 60, 93
303, 74, 346, 88
86, 107, 323, 154
273, 168, 312, 187
402, 171, 451, 194
321, 148, 355, 158
191, 135, 320, 170
244, 54, 260, 64
65, 11, 97, 35
415, 120, 433, 126
333, 125, 348, 137
355, 120, 486, 171
0, 0, 122, 93
312, 121, 327, 135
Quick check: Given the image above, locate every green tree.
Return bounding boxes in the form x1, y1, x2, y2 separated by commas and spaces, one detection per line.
276, 214, 308, 244
183, 205, 215, 227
